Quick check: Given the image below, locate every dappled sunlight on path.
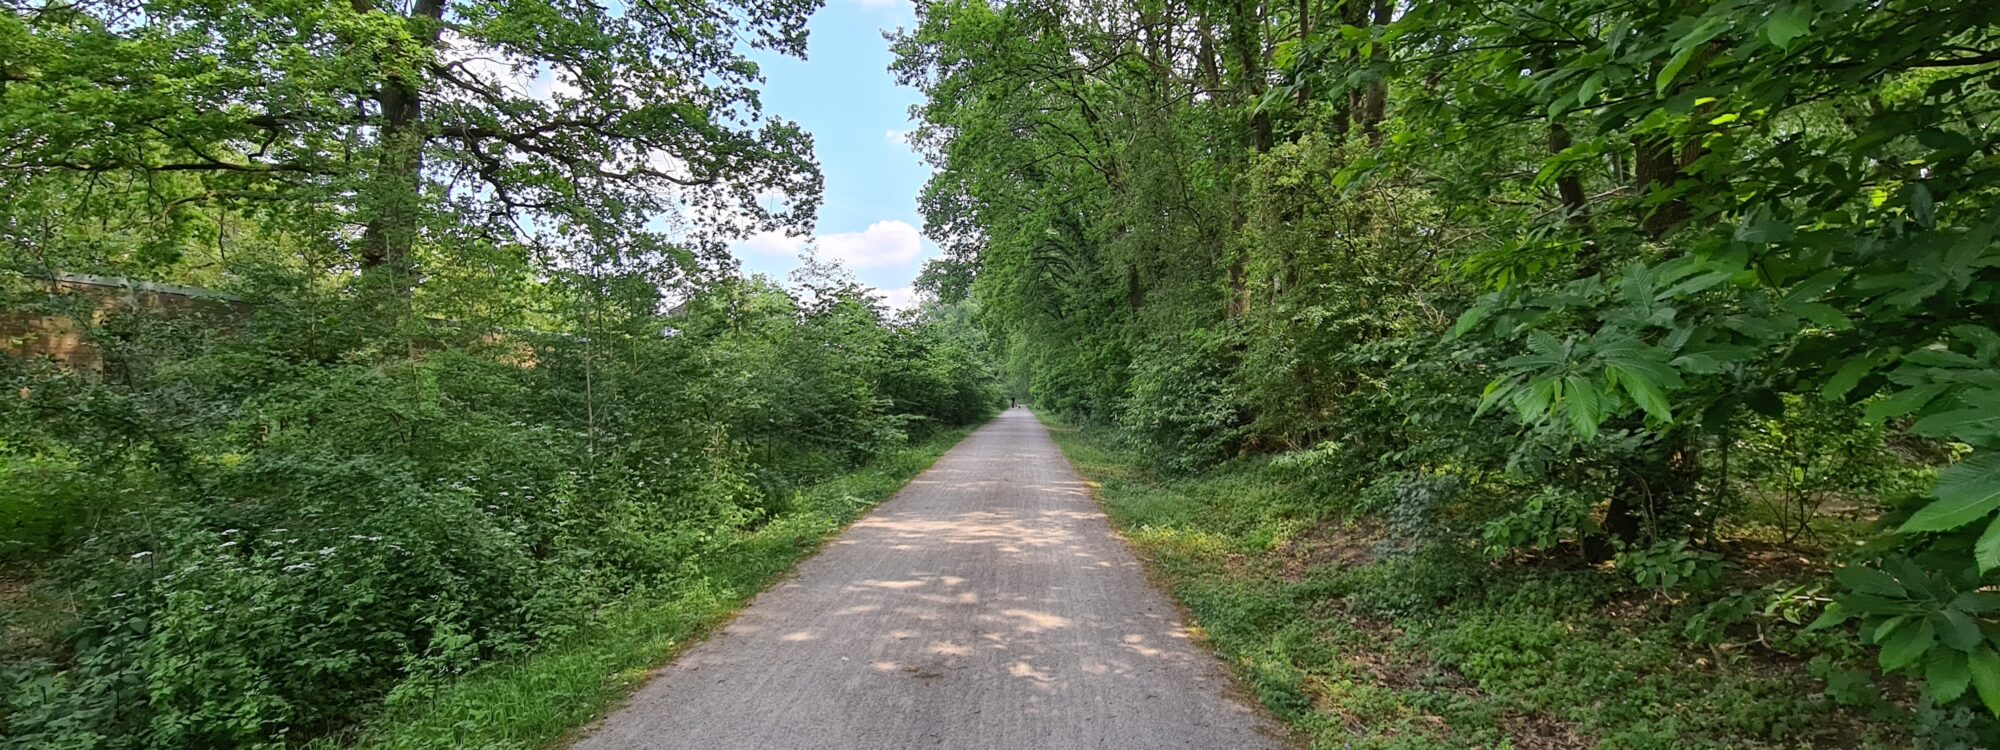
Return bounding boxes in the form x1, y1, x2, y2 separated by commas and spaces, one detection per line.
572, 408, 1280, 749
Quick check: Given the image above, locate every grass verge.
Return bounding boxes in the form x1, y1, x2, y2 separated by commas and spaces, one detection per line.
323, 428, 972, 750
1041, 417, 1917, 750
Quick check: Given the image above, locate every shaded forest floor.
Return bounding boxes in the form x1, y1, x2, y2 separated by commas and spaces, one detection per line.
1043, 419, 1928, 750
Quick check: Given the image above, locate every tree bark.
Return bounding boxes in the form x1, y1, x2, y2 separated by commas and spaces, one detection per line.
359, 0, 447, 274
1550, 122, 1588, 229
1127, 262, 1145, 312
1632, 132, 1689, 237
1355, 0, 1391, 145
1589, 434, 1702, 560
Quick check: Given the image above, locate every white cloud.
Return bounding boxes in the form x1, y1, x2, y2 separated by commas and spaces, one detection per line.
875, 285, 919, 312
438, 31, 587, 104
815, 220, 925, 269
884, 128, 910, 147
737, 231, 808, 257
855, 0, 903, 8
528, 67, 583, 101
438, 31, 536, 97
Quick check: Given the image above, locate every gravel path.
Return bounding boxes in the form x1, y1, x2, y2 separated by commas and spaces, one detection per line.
571, 408, 1282, 749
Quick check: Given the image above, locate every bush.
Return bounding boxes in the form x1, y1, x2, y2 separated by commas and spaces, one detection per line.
0, 272, 1002, 747
1119, 330, 1245, 474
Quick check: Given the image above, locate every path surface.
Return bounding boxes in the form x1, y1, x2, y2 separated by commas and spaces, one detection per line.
572, 408, 1282, 749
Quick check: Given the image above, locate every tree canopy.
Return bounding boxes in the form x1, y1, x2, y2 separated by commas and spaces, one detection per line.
2, 0, 822, 284
895, 0, 2000, 726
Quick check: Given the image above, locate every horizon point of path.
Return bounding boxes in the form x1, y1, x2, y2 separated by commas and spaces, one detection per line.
571, 407, 1283, 749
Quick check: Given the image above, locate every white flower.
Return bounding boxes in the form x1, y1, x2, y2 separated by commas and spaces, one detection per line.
130, 551, 152, 560
220, 541, 238, 548
318, 547, 336, 556
283, 562, 315, 572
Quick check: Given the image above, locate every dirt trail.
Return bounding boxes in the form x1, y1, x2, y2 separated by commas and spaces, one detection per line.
572, 407, 1281, 749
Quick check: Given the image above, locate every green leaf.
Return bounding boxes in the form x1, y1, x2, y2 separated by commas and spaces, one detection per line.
1734, 212, 1796, 244
1881, 618, 1936, 671
1864, 384, 1949, 422
1658, 270, 1736, 298
1911, 183, 1936, 230
1873, 614, 1911, 640
1971, 648, 2000, 715
1656, 45, 1698, 96
1764, 4, 1812, 49
1791, 302, 1851, 330
1835, 565, 1906, 597
1911, 391, 2000, 441
1448, 303, 1494, 340
1906, 348, 1982, 369
1475, 377, 1517, 419
1821, 359, 1873, 401
1951, 326, 2000, 360
1564, 374, 1604, 438
1915, 407, 2000, 442
1782, 269, 1845, 305
1527, 330, 1564, 357
1928, 648, 1973, 702
1669, 352, 1730, 374
1956, 592, 2000, 613
1901, 454, 2000, 533
1513, 377, 1559, 424
1918, 128, 1974, 153
1935, 609, 1984, 651
1609, 365, 1674, 423
1979, 514, 2000, 574
1578, 71, 1604, 106
1807, 601, 1851, 631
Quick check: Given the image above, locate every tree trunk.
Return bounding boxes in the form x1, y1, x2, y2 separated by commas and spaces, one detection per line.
1551, 122, 1588, 229
1127, 262, 1145, 312
1224, 0, 1265, 317
1590, 434, 1702, 559
1355, 0, 1391, 145
1632, 132, 1688, 237
359, 0, 447, 275
1227, 0, 1271, 153
1631, 43, 1716, 239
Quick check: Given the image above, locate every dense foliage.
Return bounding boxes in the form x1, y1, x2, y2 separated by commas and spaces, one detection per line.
0, 0, 1000, 746
1056, 421, 1925, 749
894, 0, 1999, 739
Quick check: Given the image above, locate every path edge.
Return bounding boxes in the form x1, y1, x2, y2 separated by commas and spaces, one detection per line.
1028, 408, 1305, 750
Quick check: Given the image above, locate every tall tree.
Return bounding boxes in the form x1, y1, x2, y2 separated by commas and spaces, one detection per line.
0, 0, 825, 288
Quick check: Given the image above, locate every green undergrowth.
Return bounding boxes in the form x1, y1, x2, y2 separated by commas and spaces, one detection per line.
1043, 418, 1929, 750
318, 428, 968, 750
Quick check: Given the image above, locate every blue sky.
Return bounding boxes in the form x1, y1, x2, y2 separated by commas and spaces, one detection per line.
733, 0, 935, 309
